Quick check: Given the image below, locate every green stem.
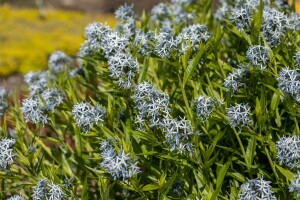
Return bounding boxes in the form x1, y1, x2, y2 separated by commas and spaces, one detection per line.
264, 146, 279, 182
233, 128, 252, 179
178, 75, 193, 121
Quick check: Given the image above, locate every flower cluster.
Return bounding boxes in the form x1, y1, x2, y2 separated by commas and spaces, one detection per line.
289, 12, 300, 31
277, 68, 300, 103
151, 3, 172, 23
24, 71, 48, 96
246, 45, 270, 71
41, 88, 64, 112
107, 52, 139, 89
194, 95, 222, 122
72, 101, 106, 133
32, 179, 48, 200
175, 24, 211, 53
235, 0, 262, 10
152, 0, 196, 26
230, 6, 252, 31
115, 4, 134, 21
21, 88, 64, 125
0, 138, 15, 171
223, 68, 247, 93
79, 22, 111, 58
162, 117, 194, 154
102, 31, 129, 58
262, 8, 290, 47
218, 0, 297, 47
172, 0, 195, 25
219, 0, 264, 27
48, 182, 66, 200
238, 177, 276, 200
21, 97, 49, 124
227, 103, 251, 129
115, 4, 136, 38
276, 135, 300, 169
133, 82, 196, 153
215, 2, 232, 21
32, 179, 65, 200
132, 82, 170, 129
48, 51, 73, 74
289, 171, 300, 197
99, 139, 140, 180
79, 16, 140, 88
155, 31, 177, 58
134, 30, 155, 55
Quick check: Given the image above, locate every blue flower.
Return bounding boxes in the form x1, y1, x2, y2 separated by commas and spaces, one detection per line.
155, 31, 177, 58
41, 88, 64, 112
115, 4, 134, 21
262, 8, 290, 47
132, 82, 170, 129
246, 45, 270, 71
194, 95, 223, 122
134, 30, 155, 55
24, 71, 48, 96
230, 6, 252, 30
289, 171, 300, 197
0, 138, 15, 171
32, 179, 48, 200
48, 51, 73, 74
227, 103, 252, 129
108, 52, 139, 89
175, 24, 211, 53
223, 68, 247, 94
239, 177, 276, 200
21, 97, 49, 125
99, 139, 140, 180
277, 68, 300, 103
48, 182, 65, 200
72, 102, 106, 133
276, 135, 300, 169
161, 117, 194, 154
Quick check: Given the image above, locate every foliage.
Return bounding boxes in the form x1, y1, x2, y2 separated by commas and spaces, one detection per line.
2, 0, 300, 199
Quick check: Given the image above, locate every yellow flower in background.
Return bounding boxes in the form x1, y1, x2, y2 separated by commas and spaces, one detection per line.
0, 5, 116, 76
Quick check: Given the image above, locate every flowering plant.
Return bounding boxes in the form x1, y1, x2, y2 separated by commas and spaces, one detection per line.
2, 0, 300, 199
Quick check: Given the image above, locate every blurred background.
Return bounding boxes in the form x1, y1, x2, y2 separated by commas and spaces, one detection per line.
0, 0, 299, 89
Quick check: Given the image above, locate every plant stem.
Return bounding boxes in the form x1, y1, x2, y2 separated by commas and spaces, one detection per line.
264, 146, 279, 182
233, 127, 252, 179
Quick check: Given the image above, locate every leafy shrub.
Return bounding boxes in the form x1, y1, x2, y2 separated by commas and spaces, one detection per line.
2, 0, 300, 199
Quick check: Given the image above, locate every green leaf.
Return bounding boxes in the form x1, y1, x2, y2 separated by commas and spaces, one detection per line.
245, 136, 256, 166
275, 164, 295, 181
251, 0, 263, 43
228, 172, 246, 182
211, 160, 231, 200
183, 40, 213, 86
161, 170, 178, 196
270, 92, 280, 111
81, 176, 89, 200
142, 184, 159, 191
